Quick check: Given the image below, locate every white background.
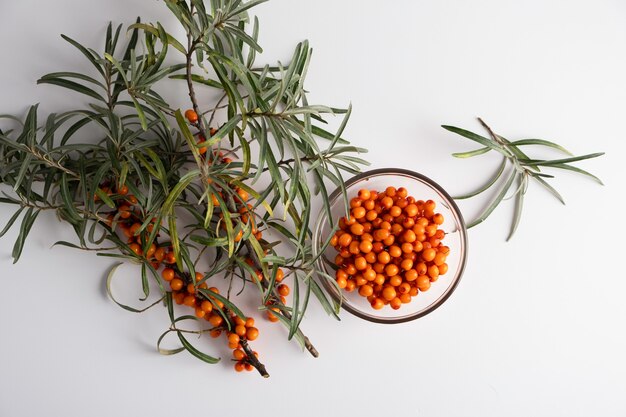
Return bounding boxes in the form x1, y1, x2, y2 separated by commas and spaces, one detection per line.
1, 1, 625, 416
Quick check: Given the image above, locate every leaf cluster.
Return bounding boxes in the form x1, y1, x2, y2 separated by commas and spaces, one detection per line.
0, 0, 368, 374
443, 118, 603, 240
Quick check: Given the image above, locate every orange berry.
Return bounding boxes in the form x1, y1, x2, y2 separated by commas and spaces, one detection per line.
364, 253, 377, 266
235, 325, 247, 337
246, 327, 259, 341
404, 269, 418, 282
233, 349, 246, 361
277, 284, 290, 297
400, 259, 414, 271
118, 206, 132, 219
389, 206, 402, 217
355, 256, 368, 271
359, 240, 373, 254
352, 206, 366, 219
350, 223, 364, 236
183, 295, 196, 307
154, 247, 166, 262
234, 361, 245, 372
162, 268, 175, 282
276, 268, 284, 282
382, 286, 397, 301
358, 284, 374, 297
165, 251, 176, 264
398, 282, 411, 294
200, 300, 213, 313
173, 292, 185, 305
358, 189, 371, 201
208, 314, 223, 327
388, 275, 402, 287
400, 293, 412, 304
422, 248, 436, 262
417, 275, 431, 291
338, 233, 352, 247
245, 317, 255, 328
145, 243, 157, 259
388, 245, 402, 258
377, 251, 391, 265
128, 243, 142, 256
384, 264, 399, 277
428, 264, 440, 280
267, 310, 279, 322
228, 333, 240, 345
184, 109, 198, 123
170, 278, 183, 291
434, 252, 447, 266
363, 268, 376, 281
371, 297, 385, 310
336, 276, 347, 289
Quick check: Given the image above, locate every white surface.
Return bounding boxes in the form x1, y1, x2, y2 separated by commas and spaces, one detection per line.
1, 1, 625, 416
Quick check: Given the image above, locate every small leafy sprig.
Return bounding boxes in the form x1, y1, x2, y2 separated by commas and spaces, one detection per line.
442, 118, 604, 240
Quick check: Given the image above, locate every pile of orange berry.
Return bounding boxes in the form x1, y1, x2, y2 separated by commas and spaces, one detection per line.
330, 187, 449, 310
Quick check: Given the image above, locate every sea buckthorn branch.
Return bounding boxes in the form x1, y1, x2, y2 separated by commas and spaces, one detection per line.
168, 263, 269, 377
443, 118, 604, 240
242, 238, 320, 357
221, 187, 320, 356
0, 0, 368, 377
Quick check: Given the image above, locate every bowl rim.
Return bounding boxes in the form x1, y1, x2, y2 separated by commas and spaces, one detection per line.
312, 167, 469, 324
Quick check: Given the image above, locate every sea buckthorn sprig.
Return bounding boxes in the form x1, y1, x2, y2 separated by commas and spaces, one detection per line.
0, 0, 368, 378
331, 187, 449, 310
443, 118, 604, 240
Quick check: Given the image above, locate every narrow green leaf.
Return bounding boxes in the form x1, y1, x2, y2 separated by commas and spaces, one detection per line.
453, 158, 506, 200
467, 168, 517, 229
442, 125, 510, 157
140, 262, 150, 301
509, 139, 572, 155
224, 0, 269, 20
506, 175, 526, 241
157, 330, 185, 355
11, 207, 40, 263
131, 96, 149, 131
37, 78, 106, 102
169, 74, 223, 88
177, 332, 220, 364
0, 207, 25, 238
531, 175, 565, 204
521, 152, 605, 167
543, 163, 604, 185
452, 147, 490, 158
13, 154, 32, 191
198, 288, 246, 321
105, 263, 164, 313
59, 173, 81, 224
60, 34, 105, 77
39, 72, 107, 90
128, 23, 186, 54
